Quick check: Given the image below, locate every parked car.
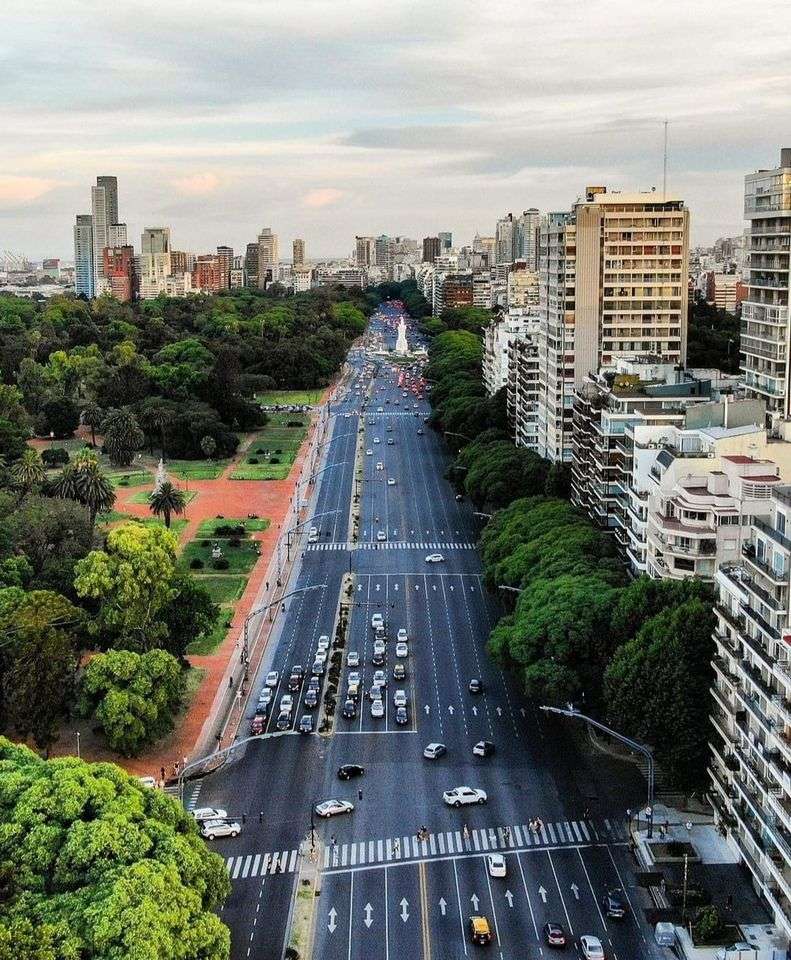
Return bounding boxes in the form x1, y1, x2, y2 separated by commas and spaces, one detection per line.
371, 700, 385, 718
298, 714, 313, 734
342, 699, 357, 719
249, 716, 265, 735
191, 807, 228, 823
395, 706, 408, 725
265, 671, 279, 688
347, 651, 360, 667
395, 642, 408, 658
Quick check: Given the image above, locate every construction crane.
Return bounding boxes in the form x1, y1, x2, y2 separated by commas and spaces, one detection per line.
2, 250, 32, 272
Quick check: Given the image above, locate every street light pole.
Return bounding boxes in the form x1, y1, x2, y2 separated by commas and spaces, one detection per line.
540, 704, 655, 838
286, 508, 341, 562
241, 583, 326, 675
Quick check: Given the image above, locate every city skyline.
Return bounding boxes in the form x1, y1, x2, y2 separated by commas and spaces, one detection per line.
2, 0, 790, 259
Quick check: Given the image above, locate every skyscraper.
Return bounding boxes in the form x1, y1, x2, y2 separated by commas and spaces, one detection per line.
91, 176, 119, 293
494, 213, 516, 265
96, 175, 118, 226
73, 214, 94, 299
140, 227, 171, 299
438, 231, 452, 252
741, 147, 791, 422
422, 237, 441, 263
216, 245, 233, 288
515, 209, 541, 269
355, 236, 375, 268
293, 238, 306, 266
257, 228, 279, 288
245, 242, 259, 287
108, 223, 127, 246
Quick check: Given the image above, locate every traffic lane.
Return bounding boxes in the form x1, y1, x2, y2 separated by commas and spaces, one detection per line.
451, 851, 505, 952
481, 850, 542, 960
425, 857, 471, 958
581, 843, 652, 960
516, 847, 579, 945
549, 846, 611, 953
223, 873, 293, 960
347, 867, 388, 960
313, 872, 352, 960
386, 862, 425, 960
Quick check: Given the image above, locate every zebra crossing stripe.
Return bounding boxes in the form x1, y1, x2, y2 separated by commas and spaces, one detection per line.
324, 847, 330, 868
479, 831, 489, 851
359, 842, 366, 865
288, 850, 298, 872
232, 858, 243, 879
350, 844, 357, 866
437, 832, 445, 855
472, 831, 480, 851
242, 855, 252, 878
252, 854, 261, 875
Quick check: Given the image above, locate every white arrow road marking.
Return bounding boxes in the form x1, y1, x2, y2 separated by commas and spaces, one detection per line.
358, 585, 362, 591
538, 886, 547, 903
432, 585, 437, 591
394, 583, 399, 591
400, 898, 409, 922
520, 708, 526, 718
470, 894, 480, 910
571, 883, 580, 900
439, 898, 447, 916
472, 706, 478, 716
328, 908, 338, 932
424, 704, 430, 715
505, 890, 514, 908
449, 585, 454, 591
364, 903, 373, 927
375, 584, 381, 591
448, 705, 454, 715
496, 707, 503, 717
415, 585, 420, 591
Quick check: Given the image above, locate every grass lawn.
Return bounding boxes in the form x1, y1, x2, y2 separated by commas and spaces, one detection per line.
231, 413, 308, 481
178, 539, 259, 575
198, 576, 247, 604
110, 471, 152, 488
196, 517, 270, 537
128, 489, 197, 505
187, 608, 234, 656
256, 389, 323, 407
167, 459, 228, 481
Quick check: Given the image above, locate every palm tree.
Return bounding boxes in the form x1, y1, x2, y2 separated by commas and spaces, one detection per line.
149, 480, 187, 529
101, 408, 144, 467
53, 452, 115, 527
81, 401, 104, 446
10, 448, 44, 500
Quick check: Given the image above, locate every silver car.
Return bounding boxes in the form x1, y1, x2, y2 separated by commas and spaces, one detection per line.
201, 819, 241, 840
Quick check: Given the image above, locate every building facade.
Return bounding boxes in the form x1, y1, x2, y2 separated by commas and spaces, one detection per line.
507, 329, 540, 450
422, 236, 440, 264
73, 214, 95, 299
257, 228, 279, 288
103, 245, 136, 302
216, 246, 233, 288
140, 227, 171, 299
293, 239, 306, 267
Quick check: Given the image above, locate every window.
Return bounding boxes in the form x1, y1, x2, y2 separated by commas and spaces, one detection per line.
778, 513, 787, 536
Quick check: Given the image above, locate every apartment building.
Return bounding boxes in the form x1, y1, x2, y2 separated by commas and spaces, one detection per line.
741, 149, 791, 420
257, 228, 279, 289
507, 329, 540, 450
507, 265, 539, 312
483, 316, 529, 395
192, 255, 224, 293
422, 236, 440, 264
538, 186, 690, 463
73, 214, 94, 298
292, 239, 306, 267
709, 482, 791, 939
706, 271, 748, 313
102, 245, 135, 302
139, 227, 171, 299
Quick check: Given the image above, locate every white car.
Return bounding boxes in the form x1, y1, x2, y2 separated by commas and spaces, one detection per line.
317, 635, 330, 652
279, 694, 294, 713
443, 786, 487, 807
396, 628, 408, 642
366, 448, 373, 456
315, 799, 354, 818
192, 806, 228, 823
393, 689, 407, 708
387, 478, 396, 486
423, 742, 447, 760
376, 530, 386, 541
371, 613, 384, 630
395, 642, 408, 658
580, 936, 605, 960
371, 700, 385, 718
369, 684, 383, 702
347, 651, 360, 667
348, 670, 361, 685
487, 854, 507, 878
258, 688, 273, 705
137, 776, 157, 788
201, 819, 241, 840
425, 553, 445, 563
265, 671, 279, 688
373, 669, 387, 687
373, 437, 380, 444
376, 462, 384, 471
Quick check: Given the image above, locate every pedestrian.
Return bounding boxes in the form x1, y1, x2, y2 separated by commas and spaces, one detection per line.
463, 824, 470, 842
160, 766, 166, 782
174, 761, 180, 777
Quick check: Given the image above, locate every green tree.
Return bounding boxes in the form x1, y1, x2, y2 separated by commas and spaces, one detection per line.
200, 434, 217, 459
161, 575, 219, 661
80, 648, 185, 754
53, 452, 116, 527
0, 738, 230, 957
39, 396, 80, 439
81, 400, 104, 446
101, 407, 144, 467
74, 523, 178, 651
149, 480, 187, 529
10, 448, 44, 499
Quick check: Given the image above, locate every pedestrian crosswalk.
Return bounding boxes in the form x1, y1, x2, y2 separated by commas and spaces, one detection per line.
225, 818, 629, 881
165, 779, 203, 809
305, 541, 476, 552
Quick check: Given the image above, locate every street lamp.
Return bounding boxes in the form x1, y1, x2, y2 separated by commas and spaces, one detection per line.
539, 704, 655, 838
498, 584, 523, 595
445, 430, 473, 444
473, 511, 493, 520
241, 583, 326, 674
286, 509, 341, 561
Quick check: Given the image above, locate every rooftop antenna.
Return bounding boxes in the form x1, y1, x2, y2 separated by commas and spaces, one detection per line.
662, 120, 669, 199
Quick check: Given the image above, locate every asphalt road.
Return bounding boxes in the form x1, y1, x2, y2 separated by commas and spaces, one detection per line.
192, 305, 663, 960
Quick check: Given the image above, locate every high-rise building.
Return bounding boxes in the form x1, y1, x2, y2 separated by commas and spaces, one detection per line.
193, 255, 224, 293
216, 245, 233, 289
515, 209, 541, 269
355, 236, 376, 268
422, 237, 440, 264
537, 187, 690, 462
103, 245, 136, 302
108, 223, 127, 246
495, 214, 516, 265
73, 214, 94, 299
140, 227, 171, 299
90, 176, 119, 293
292, 239, 306, 266
438, 231, 452, 252
741, 148, 791, 421
170, 250, 188, 275
257, 228, 279, 289
245, 243, 259, 287
96, 175, 118, 226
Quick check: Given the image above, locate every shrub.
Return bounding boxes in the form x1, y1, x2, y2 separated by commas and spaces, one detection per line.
274, 448, 283, 454
229, 537, 242, 548
215, 524, 235, 536
189, 558, 204, 570
270, 457, 280, 464
248, 457, 259, 464
256, 447, 266, 454
287, 420, 304, 428
692, 906, 722, 944
212, 557, 230, 570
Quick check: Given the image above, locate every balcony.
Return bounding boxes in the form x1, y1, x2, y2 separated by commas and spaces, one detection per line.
716, 602, 747, 635
756, 518, 791, 553
742, 543, 789, 584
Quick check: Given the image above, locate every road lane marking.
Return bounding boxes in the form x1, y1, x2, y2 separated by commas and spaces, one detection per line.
452, 858, 469, 957
515, 851, 541, 940
547, 849, 574, 933
419, 860, 432, 960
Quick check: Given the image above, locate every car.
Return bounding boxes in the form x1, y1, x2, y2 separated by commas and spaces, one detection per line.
347, 650, 360, 667
580, 936, 605, 960
369, 684, 383, 702
469, 678, 483, 694
201, 819, 241, 840
304, 688, 318, 708
371, 613, 384, 630
366, 448, 373, 456
317, 635, 330, 653
371, 700, 385, 718
395, 641, 408, 657
543, 922, 567, 948
348, 670, 361, 685
387, 438, 394, 445
417, 428, 424, 435
298, 714, 313, 734
265, 671, 279, 688
395, 706, 408, 725
397, 628, 408, 642
307, 675, 320, 692
487, 854, 507, 878
250, 715, 265, 734
314, 799, 354, 818
377, 406, 384, 412
425, 553, 444, 563
308, 527, 319, 543
373, 670, 387, 687
393, 689, 407, 708
386, 424, 393, 432
423, 742, 447, 759
473, 740, 495, 758
602, 888, 626, 919
376, 530, 387, 541
373, 437, 380, 444
342, 699, 357, 719
337, 764, 365, 780
469, 916, 492, 945
254, 701, 270, 717
312, 658, 326, 675
443, 786, 487, 807
258, 687, 273, 705
387, 478, 396, 486
191, 807, 228, 822
376, 462, 384, 471
276, 712, 291, 731
280, 694, 294, 713
393, 662, 406, 680
288, 672, 303, 691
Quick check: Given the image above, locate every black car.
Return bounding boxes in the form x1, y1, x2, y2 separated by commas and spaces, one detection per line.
468, 678, 483, 694
298, 714, 313, 734
337, 764, 365, 780
304, 689, 318, 709
342, 699, 357, 719
254, 702, 270, 717
602, 888, 626, 919
543, 922, 567, 948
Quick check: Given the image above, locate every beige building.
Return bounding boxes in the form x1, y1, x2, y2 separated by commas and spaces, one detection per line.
257, 227, 279, 289
538, 186, 690, 462
293, 238, 306, 266
507, 266, 539, 310
741, 148, 791, 420
140, 227, 171, 299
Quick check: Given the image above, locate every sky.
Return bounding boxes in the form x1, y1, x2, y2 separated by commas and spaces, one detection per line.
1, 0, 789, 261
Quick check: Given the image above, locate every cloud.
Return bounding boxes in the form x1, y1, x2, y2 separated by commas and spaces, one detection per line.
0, 176, 58, 204
302, 188, 345, 209
172, 173, 220, 196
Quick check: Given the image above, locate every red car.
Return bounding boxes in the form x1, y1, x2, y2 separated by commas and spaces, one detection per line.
543, 922, 567, 948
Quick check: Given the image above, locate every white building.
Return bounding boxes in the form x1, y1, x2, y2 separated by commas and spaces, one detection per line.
483, 316, 529, 395
507, 329, 540, 450
140, 227, 171, 299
